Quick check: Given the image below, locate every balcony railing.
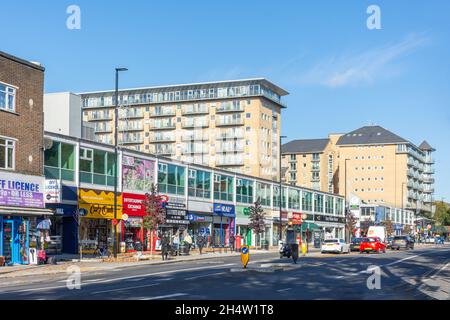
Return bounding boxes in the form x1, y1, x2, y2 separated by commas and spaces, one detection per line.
182, 105, 209, 115
216, 103, 244, 113
119, 136, 144, 144
150, 109, 176, 117
216, 131, 244, 140
182, 120, 209, 128
119, 124, 143, 132
150, 121, 176, 130
215, 118, 244, 126
94, 125, 113, 133
182, 146, 209, 154
216, 144, 244, 153
120, 110, 144, 119
155, 148, 175, 156
150, 134, 175, 143
216, 157, 244, 166
89, 113, 113, 121
182, 133, 209, 141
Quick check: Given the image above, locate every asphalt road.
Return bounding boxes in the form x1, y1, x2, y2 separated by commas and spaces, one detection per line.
0, 245, 449, 300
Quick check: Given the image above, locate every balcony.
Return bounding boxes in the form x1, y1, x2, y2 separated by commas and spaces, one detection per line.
311, 166, 320, 172
424, 167, 435, 174
94, 125, 112, 133
119, 137, 144, 145
216, 144, 244, 153
425, 156, 435, 164
216, 131, 244, 140
89, 113, 113, 121
155, 148, 175, 156
407, 169, 415, 177
150, 109, 176, 117
216, 102, 244, 113
149, 121, 176, 130
311, 177, 320, 182
216, 156, 244, 166
182, 133, 209, 142
120, 110, 144, 119
182, 120, 209, 128
423, 177, 435, 183
423, 187, 434, 193
182, 146, 209, 155
119, 124, 143, 132
182, 105, 209, 115
215, 118, 244, 126
150, 134, 175, 143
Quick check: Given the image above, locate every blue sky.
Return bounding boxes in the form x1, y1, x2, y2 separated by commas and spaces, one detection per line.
2, 0, 449, 200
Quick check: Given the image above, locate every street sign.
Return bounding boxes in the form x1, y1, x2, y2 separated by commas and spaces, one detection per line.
241, 245, 250, 269
112, 219, 119, 226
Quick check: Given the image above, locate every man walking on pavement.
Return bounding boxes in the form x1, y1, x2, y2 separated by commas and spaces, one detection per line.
196, 233, 206, 255
229, 234, 236, 252
161, 234, 169, 261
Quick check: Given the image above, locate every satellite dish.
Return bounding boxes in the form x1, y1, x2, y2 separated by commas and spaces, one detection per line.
44, 138, 54, 150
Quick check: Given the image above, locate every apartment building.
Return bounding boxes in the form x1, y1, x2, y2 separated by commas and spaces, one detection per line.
282, 125, 436, 215
0, 51, 52, 265
63, 79, 288, 181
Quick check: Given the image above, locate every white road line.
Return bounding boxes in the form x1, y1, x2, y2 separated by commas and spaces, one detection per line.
91, 283, 159, 295
184, 272, 226, 281
422, 261, 450, 282
141, 293, 187, 300
0, 263, 236, 294
384, 254, 422, 267
276, 288, 292, 293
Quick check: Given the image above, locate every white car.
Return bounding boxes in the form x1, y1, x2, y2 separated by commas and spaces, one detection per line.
321, 239, 351, 254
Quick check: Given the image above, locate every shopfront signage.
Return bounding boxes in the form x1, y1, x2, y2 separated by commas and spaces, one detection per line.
0, 172, 45, 208
213, 203, 235, 218
122, 193, 146, 217
78, 189, 122, 220
314, 215, 345, 224
165, 196, 186, 209
44, 180, 62, 204
166, 208, 189, 225
187, 213, 213, 223
292, 212, 302, 225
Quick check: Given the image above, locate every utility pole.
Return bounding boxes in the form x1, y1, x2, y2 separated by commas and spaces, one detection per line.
113, 67, 128, 259
279, 135, 287, 243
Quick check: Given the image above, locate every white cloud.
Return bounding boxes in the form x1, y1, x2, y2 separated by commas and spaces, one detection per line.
297, 33, 430, 88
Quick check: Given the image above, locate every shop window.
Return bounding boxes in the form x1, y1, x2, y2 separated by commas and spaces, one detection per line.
236, 178, 254, 204
302, 191, 313, 212
314, 194, 324, 213
44, 141, 75, 181
213, 174, 234, 202
188, 169, 211, 199
158, 163, 185, 195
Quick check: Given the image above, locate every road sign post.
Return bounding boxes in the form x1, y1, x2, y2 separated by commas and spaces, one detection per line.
241, 245, 250, 269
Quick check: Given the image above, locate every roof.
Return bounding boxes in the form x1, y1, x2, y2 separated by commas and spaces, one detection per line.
419, 140, 435, 151
0, 51, 45, 71
336, 126, 409, 146
78, 78, 289, 97
282, 139, 330, 154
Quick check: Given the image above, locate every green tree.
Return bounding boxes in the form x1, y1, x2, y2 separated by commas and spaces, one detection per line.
382, 219, 394, 237
345, 211, 358, 241
142, 184, 166, 257
403, 224, 412, 235
434, 201, 450, 226
248, 198, 266, 249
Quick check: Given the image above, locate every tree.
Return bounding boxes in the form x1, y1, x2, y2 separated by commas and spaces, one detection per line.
403, 224, 411, 235
434, 201, 450, 226
142, 184, 166, 257
345, 210, 357, 241
382, 219, 394, 237
248, 198, 266, 249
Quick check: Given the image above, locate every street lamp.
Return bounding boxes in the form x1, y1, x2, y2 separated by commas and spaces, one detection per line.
279, 135, 287, 243
113, 67, 128, 259
344, 158, 351, 242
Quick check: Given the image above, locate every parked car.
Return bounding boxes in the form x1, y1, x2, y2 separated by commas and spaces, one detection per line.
350, 238, 363, 252
391, 236, 414, 250
360, 237, 386, 254
386, 237, 394, 249
321, 239, 350, 254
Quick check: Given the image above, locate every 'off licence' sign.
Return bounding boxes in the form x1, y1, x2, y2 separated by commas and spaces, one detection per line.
0, 172, 45, 208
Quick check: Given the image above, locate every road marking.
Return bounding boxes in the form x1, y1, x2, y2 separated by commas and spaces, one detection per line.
91, 283, 159, 295
141, 293, 187, 300
184, 272, 226, 281
422, 261, 450, 282
0, 263, 236, 294
276, 288, 292, 293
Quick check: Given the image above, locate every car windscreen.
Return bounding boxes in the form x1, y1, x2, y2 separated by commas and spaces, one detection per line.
352, 238, 362, 243
394, 237, 407, 240
324, 240, 339, 243
362, 238, 376, 243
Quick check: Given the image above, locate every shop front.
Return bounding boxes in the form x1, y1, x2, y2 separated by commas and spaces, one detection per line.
78, 189, 122, 255
187, 200, 213, 246
272, 210, 288, 246
121, 193, 146, 253
44, 180, 78, 254
0, 172, 53, 266
312, 214, 346, 241
212, 203, 235, 247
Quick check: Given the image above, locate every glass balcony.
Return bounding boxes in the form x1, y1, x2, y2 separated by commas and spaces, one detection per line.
182, 104, 209, 115
119, 109, 144, 119
150, 134, 175, 143
182, 133, 209, 141
89, 112, 113, 121
216, 156, 244, 166
216, 143, 244, 153
182, 119, 209, 128
150, 120, 176, 130
150, 108, 176, 117
94, 124, 113, 133
215, 117, 244, 126
216, 102, 244, 113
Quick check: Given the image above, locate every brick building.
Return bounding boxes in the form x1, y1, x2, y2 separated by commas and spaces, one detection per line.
0, 51, 52, 266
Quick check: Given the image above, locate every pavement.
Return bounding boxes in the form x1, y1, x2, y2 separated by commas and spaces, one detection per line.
0, 243, 448, 300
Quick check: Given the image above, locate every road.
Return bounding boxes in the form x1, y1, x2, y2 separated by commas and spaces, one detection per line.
0, 245, 449, 300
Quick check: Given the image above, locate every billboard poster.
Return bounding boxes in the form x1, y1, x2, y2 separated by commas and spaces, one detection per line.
0, 172, 45, 208
122, 155, 155, 192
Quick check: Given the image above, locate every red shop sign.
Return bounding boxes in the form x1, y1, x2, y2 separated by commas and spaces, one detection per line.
122, 193, 147, 217
292, 212, 302, 225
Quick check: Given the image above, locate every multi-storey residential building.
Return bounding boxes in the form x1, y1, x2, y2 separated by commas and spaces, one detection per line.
57, 79, 288, 181
282, 125, 436, 216
0, 51, 52, 265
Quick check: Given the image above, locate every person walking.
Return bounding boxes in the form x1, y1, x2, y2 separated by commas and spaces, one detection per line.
229, 234, 236, 252
172, 232, 180, 255
184, 232, 193, 254
161, 235, 169, 261
196, 234, 206, 255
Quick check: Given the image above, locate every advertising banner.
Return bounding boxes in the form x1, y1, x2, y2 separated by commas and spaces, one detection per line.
44, 179, 62, 204
122, 155, 155, 192
0, 172, 45, 208
122, 193, 146, 217
78, 189, 122, 219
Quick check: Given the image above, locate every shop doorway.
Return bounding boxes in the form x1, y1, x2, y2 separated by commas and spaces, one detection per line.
2, 220, 14, 265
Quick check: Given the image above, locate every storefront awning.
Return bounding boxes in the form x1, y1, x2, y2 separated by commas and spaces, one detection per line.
0, 206, 54, 217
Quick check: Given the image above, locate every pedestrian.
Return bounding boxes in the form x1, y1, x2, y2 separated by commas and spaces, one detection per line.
184, 232, 193, 253
161, 235, 169, 261
172, 232, 180, 254
196, 234, 205, 255
229, 234, 235, 252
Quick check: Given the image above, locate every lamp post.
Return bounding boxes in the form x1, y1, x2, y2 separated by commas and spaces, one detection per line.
279, 135, 287, 243
113, 67, 128, 259
344, 158, 351, 242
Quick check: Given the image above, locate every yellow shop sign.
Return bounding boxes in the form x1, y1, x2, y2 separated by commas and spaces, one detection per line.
78, 189, 122, 219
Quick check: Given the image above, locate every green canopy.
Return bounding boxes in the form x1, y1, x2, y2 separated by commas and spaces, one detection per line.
294, 223, 321, 232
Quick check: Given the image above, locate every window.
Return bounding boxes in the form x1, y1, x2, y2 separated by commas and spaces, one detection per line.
302, 191, 313, 211
273, 186, 287, 208
79, 148, 115, 186
236, 179, 254, 204
44, 141, 75, 181
256, 182, 271, 206
288, 189, 300, 210
0, 83, 16, 112
0, 137, 15, 169
188, 169, 211, 199
325, 196, 334, 214
158, 163, 185, 195
214, 174, 234, 202
314, 194, 324, 213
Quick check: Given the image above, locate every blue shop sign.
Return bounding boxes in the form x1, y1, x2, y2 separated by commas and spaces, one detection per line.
46, 203, 78, 217
213, 203, 235, 218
